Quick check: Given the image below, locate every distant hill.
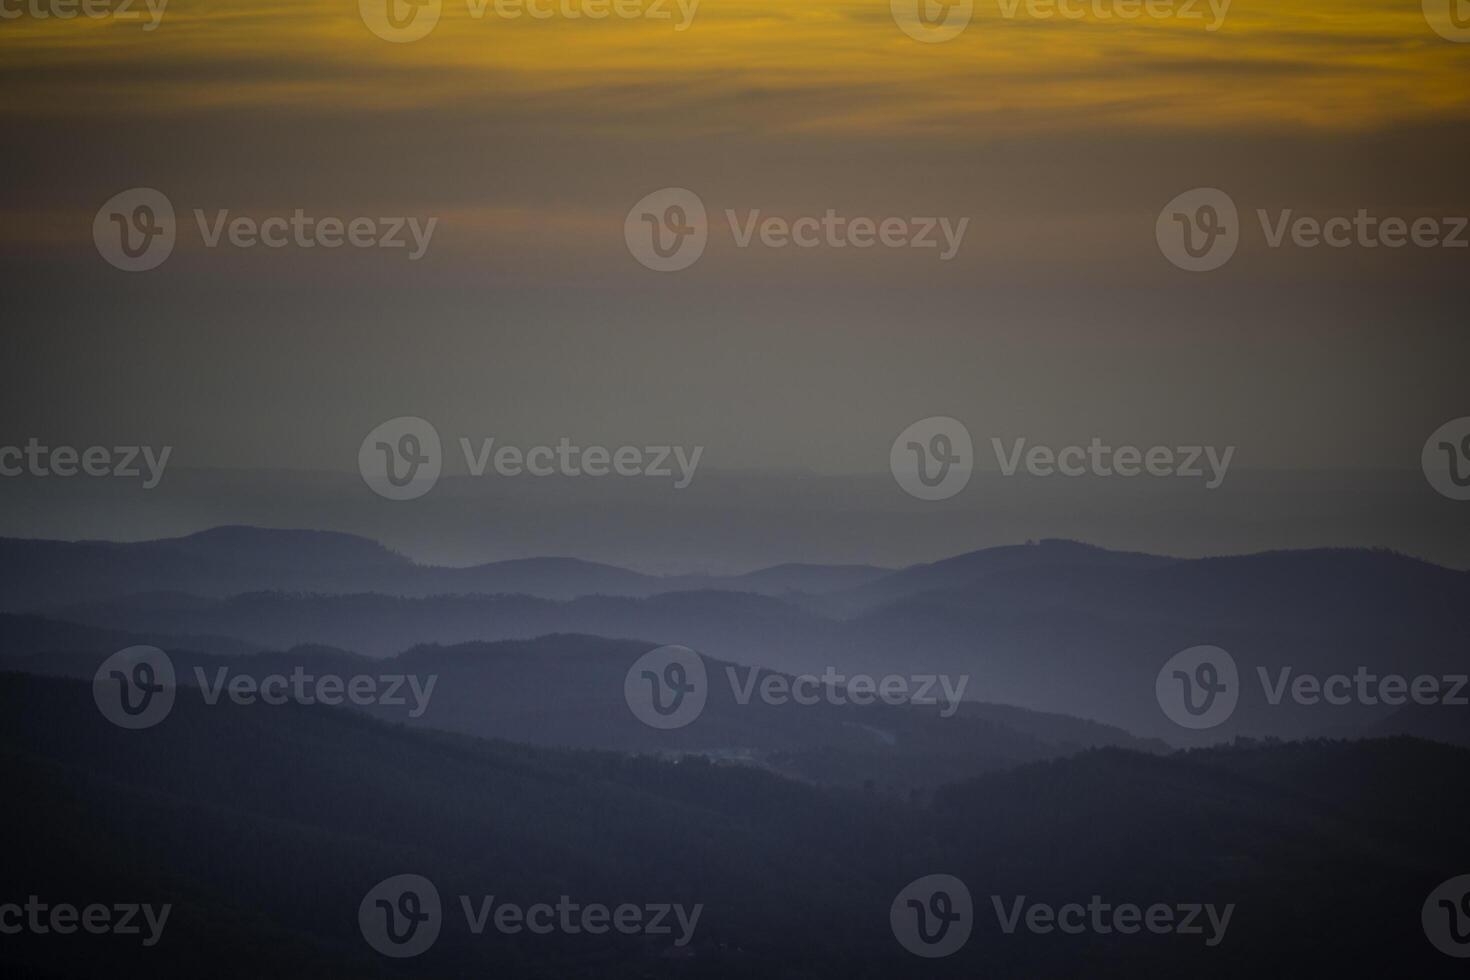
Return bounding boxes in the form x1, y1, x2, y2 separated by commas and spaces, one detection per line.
705, 562, 892, 596
836, 546, 1470, 742
47, 589, 827, 659
0, 526, 889, 608
0, 612, 260, 660
9, 531, 1468, 746
0, 620, 1162, 795
0, 527, 415, 608
830, 538, 1175, 612
37, 541, 1470, 745
1361, 702, 1470, 747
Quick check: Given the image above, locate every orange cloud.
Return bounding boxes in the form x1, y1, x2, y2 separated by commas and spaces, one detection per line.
1, 0, 1466, 134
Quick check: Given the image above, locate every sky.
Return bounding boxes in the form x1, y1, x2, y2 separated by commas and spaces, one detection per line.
0, 0, 1466, 564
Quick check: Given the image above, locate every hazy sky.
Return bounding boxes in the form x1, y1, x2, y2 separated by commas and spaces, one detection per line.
2, 0, 1467, 484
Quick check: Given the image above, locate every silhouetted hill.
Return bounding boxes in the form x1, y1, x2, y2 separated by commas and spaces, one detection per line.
386, 636, 1166, 790
707, 562, 891, 595
424, 556, 663, 598
833, 538, 1174, 612
0, 612, 260, 659
42, 539, 1470, 745
0, 527, 889, 608
50, 589, 824, 659
1363, 703, 1470, 747
11, 533, 1469, 746
159, 525, 404, 569
838, 546, 1470, 742
0, 527, 413, 608
0, 622, 1163, 794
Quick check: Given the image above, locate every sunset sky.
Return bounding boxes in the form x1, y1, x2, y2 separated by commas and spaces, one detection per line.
1, 0, 1466, 485
4, 0, 1467, 128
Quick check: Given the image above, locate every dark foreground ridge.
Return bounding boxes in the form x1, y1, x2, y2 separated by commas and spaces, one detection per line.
1, 672, 1466, 978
